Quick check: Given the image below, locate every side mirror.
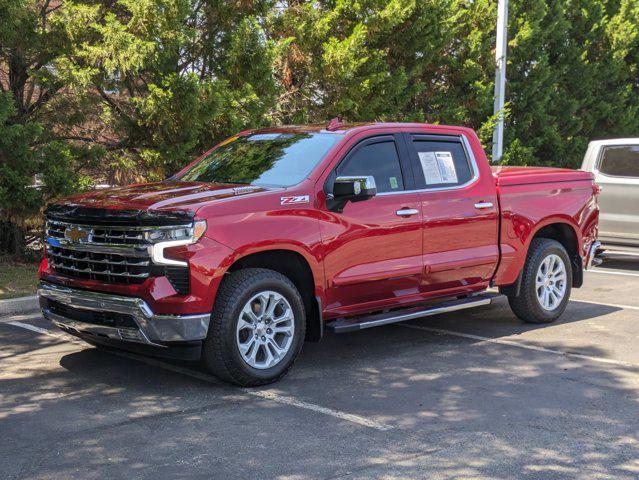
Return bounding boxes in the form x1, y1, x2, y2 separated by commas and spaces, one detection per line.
327, 175, 377, 212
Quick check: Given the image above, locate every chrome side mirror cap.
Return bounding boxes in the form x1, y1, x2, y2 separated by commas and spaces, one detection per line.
327, 175, 377, 212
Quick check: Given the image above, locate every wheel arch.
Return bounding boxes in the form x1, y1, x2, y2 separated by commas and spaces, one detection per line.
531, 221, 582, 288
500, 219, 583, 297
225, 248, 324, 342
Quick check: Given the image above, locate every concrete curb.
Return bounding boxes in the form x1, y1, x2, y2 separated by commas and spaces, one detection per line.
0, 295, 39, 316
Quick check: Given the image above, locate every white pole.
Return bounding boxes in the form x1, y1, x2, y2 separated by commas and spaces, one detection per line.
492, 0, 508, 163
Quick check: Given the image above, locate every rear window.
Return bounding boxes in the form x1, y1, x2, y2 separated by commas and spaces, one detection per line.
598, 145, 639, 178
411, 139, 473, 189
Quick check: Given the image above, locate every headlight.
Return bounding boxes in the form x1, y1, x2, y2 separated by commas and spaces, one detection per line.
150, 220, 207, 266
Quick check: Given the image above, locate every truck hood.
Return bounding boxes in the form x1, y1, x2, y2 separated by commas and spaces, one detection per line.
56, 181, 274, 213
492, 166, 594, 186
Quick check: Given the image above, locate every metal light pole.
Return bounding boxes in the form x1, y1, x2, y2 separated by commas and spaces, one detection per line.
491, 0, 508, 163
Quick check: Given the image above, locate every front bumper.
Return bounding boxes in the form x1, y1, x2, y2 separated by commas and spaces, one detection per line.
38, 281, 210, 347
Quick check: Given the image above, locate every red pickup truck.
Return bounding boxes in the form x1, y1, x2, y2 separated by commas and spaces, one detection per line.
38, 122, 600, 386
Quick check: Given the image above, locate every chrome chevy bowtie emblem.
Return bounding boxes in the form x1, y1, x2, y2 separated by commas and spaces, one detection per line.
64, 226, 92, 243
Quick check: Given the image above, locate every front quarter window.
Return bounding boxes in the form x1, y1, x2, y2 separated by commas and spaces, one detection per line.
177, 132, 341, 187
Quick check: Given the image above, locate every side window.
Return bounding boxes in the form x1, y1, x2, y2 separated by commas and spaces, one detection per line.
337, 140, 405, 193
599, 146, 639, 178
411, 139, 473, 189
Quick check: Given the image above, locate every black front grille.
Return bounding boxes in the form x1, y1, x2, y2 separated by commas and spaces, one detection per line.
45, 299, 138, 329
46, 245, 150, 285
44, 207, 193, 294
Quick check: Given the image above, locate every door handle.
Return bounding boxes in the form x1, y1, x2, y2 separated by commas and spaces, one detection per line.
396, 208, 419, 217
474, 202, 494, 210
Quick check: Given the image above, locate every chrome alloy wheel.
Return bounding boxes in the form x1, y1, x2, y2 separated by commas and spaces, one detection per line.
236, 291, 295, 369
535, 254, 567, 311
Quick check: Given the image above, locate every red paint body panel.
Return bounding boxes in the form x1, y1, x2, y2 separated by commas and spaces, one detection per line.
40, 123, 599, 325
492, 175, 599, 286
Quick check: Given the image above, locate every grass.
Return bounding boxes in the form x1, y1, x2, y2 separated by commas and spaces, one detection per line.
0, 259, 39, 300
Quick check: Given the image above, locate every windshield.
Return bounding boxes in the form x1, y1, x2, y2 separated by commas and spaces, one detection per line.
177, 132, 342, 187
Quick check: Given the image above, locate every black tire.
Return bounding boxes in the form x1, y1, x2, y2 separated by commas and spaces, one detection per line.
507, 238, 572, 324
202, 268, 306, 387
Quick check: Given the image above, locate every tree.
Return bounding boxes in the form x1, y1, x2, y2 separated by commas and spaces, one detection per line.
502, 0, 639, 166
0, 0, 99, 256
56, 0, 279, 183
2, 0, 639, 256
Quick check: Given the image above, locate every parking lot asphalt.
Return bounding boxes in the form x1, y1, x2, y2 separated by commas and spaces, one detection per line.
2, 257, 639, 480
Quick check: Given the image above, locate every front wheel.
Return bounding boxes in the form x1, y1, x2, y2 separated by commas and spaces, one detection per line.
202, 268, 306, 387
507, 238, 572, 324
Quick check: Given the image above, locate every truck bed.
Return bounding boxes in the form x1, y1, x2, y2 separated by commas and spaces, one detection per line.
492, 166, 594, 186
491, 166, 598, 287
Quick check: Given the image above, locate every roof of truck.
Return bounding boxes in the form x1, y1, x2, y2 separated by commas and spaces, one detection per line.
242, 122, 473, 135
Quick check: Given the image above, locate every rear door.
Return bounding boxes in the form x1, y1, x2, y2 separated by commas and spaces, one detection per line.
403, 133, 499, 294
319, 135, 424, 315
594, 144, 639, 247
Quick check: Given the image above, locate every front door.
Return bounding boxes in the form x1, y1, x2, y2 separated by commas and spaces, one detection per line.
319, 135, 424, 316
404, 133, 500, 294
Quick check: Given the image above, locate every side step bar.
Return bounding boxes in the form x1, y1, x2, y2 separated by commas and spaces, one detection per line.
326, 292, 503, 333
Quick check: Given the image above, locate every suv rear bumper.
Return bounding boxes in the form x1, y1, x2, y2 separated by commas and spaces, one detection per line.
38, 281, 211, 347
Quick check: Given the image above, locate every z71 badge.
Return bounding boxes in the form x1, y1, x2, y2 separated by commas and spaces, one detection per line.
280, 195, 310, 205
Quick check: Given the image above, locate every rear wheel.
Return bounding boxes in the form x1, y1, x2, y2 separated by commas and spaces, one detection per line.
202, 268, 306, 386
507, 238, 572, 324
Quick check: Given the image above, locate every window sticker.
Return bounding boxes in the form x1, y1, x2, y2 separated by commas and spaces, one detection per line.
418, 152, 443, 184
389, 176, 399, 189
418, 151, 458, 185
435, 151, 458, 183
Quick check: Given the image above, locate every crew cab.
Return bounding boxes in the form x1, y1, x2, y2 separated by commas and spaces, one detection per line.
38, 122, 600, 386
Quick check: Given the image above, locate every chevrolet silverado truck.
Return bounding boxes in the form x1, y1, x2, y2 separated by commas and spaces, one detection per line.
38, 122, 600, 386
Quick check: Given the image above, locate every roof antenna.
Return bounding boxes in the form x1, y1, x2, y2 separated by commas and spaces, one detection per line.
326, 116, 344, 131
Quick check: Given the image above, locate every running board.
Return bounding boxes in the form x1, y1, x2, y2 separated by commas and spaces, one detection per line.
326, 292, 503, 333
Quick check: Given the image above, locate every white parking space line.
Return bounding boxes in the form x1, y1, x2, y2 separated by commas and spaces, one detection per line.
587, 269, 639, 278
247, 390, 393, 431
572, 299, 639, 311
5, 320, 393, 432
0, 313, 43, 323
399, 324, 639, 370
6, 321, 52, 335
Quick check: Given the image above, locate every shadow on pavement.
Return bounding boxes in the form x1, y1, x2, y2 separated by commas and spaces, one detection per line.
1, 299, 638, 479
599, 253, 639, 272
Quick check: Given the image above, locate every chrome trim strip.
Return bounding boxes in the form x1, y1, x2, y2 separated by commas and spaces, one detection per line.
46, 237, 151, 257
377, 133, 481, 196
47, 250, 149, 266
38, 282, 210, 345
396, 208, 419, 216
48, 261, 150, 278
474, 202, 494, 209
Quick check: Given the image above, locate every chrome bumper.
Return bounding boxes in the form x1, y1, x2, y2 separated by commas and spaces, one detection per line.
38, 282, 210, 347
586, 240, 602, 269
